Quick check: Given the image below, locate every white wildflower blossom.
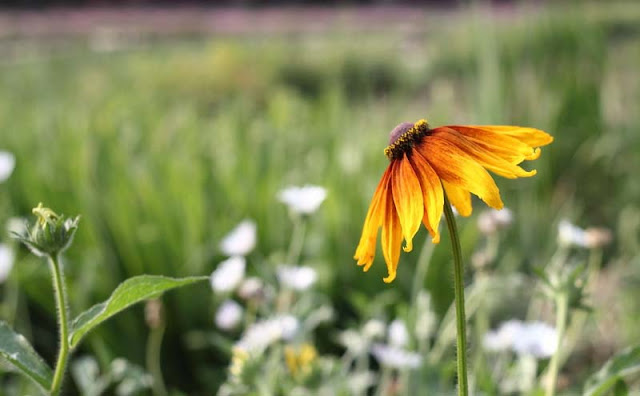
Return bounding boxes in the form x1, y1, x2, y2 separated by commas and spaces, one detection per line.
220, 220, 257, 257
237, 277, 264, 301
388, 319, 409, 348
278, 185, 327, 215
483, 320, 557, 358
371, 344, 422, 369
477, 208, 513, 235
0, 151, 15, 183
362, 319, 386, 340
277, 265, 317, 291
558, 220, 587, 248
337, 329, 368, 355
0, 244, 15, 283
6, 217, 27, 236
210, 256, 246, 293
235, 315, 299, 353
215, 300, 244, 331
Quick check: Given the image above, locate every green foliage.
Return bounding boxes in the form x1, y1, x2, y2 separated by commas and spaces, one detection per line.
0, 2, 639, 393
584, 345, 640, 396
70, 275, 207, 348
0, 321, 53, 390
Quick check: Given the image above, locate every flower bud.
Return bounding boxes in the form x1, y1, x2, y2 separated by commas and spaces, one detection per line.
12, 203, 80, 257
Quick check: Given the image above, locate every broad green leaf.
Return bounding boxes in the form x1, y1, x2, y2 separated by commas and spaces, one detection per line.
584, 345, 640, 396
69, 275, 207, 348
0, 321, 53, 390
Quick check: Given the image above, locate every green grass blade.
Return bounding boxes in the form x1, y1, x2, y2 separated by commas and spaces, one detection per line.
0, 321, 53, 391
584, 345, 640, 396
69, 275, 207, 348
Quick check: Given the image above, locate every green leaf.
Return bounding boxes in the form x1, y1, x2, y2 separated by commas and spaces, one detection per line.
0, 321, 53, 390
69, 275, 207, 348
584, 345, 640, 396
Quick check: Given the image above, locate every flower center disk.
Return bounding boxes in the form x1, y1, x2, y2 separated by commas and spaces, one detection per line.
384, 119, 430, 160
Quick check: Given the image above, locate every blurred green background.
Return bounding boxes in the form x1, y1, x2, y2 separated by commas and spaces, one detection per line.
1, 2, 640, 393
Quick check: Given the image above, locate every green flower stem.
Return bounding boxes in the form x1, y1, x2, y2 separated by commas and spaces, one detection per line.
147, 323, 168, 396
546, 291, 568, 396
443, 193, 469, 396
48, 254, 71, 396
285, 214, 307, 266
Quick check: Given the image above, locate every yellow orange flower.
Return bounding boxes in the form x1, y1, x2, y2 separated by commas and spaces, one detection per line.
354, 119, 553, 283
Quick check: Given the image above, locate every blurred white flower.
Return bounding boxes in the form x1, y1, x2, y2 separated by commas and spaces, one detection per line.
477, 208, 513, 235
558, 220, 587, 248
278, 185, 327, 214
388, 319, 409, 347
0, 151, 15, 183
362, 319, 386, 340
277, 265, 317, 290
5, 217, 27, 236
0, 244, 14, 283
483, 320, 557, 359
371, 344, 422, 369
235, 315, 299, 353
338, 329, 367, 355
237, 277, 264, 301
220, 220, 257, 257
347, 371, 376, 395
215, 299, 244, 331
210, 256, 245, 293
512, 322, 558, 358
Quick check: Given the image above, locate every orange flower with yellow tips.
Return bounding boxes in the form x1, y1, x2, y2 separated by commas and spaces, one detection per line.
354, 119, 553, 283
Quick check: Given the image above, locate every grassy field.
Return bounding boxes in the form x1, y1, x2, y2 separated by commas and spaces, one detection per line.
1, 3, 640, 394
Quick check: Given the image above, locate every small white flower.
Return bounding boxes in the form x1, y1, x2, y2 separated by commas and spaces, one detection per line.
362, 319, 386, 340
210, 256, 246, 293
388, 319, 409, 347
477, 208, 513, 235
371, 344, 422, 369
220, 220, 257, 257
483, 320, 523, 352
337, 329, 368, 355
0, 244, 14, 283
277, 265, 317, 291
483, 320, 557, 359
512, 322, 558, 358
278, 185, 327, 215
0, 151, 15, 183
558, 219, 587, 248
237, 277, 264, 301
6, 217, 27, 236
215, 300, 244, 331
235, 315, 299, 353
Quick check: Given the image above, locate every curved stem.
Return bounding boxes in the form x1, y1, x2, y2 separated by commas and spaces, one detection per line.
286, 215, 307, 266
443, 194, 469, 396
48, 254, 71, 396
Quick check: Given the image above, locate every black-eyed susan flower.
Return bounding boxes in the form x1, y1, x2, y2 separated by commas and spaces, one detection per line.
354, 120, 553, 283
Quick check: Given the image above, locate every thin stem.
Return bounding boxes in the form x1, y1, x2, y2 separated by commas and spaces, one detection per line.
285, 214, 307, 266
545, 292, 568, 396
147, 324, 168, 396
443, 193, 469, 396
48, 254, 71, 396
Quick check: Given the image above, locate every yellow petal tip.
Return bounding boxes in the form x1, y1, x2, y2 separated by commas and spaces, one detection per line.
383, 272, 396, 283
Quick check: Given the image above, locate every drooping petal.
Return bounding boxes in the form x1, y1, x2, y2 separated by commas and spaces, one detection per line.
354, 166, 392, 271
419, 136, 504, 211
446, 125, 541, 163
442, 181, 472, 217
408, 150, 443, 243
391, 154, 424, 253
381, 194, 402, 283
431, 127, 537, 179
467, 125, 554, 148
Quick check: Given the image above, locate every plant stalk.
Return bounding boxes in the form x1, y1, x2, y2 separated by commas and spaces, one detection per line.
48, 254, 71, 396
546, 292, 568, 396
147, 324, 168, 396
443, 193, 469, 396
